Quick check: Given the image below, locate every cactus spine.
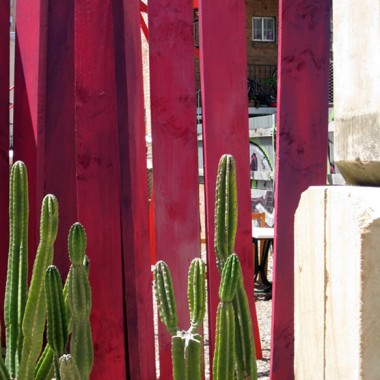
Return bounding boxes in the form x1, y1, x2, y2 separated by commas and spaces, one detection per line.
214, 154, 257, 380
45, 265, 68, 379
18, 194, 59, 380
4, 161, 28, 377
68, 223, 93, 380
154, 258, 206, 380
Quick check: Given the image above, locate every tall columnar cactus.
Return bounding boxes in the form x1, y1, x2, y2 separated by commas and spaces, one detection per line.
4, 161, 28, 378
68, 223, 93, 380
154, 258, 206, 380
45, 265, 68, 379
18, 194, 59, 380
214, 154, 257, 380
213, 254, 240, 380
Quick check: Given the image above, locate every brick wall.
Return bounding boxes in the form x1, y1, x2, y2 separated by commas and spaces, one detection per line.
245, 0, 278, 66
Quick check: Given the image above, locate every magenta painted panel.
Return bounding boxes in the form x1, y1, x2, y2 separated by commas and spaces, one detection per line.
115, 0, 156, 377
271, 2, 331, 379
13, 0, 48, 270
44, 0, 76, 277
199, 0, 262, 367
149, 0, 200, 376
75, 0, 127, 377
0, 0, 9, 344
14, 0, 76, 282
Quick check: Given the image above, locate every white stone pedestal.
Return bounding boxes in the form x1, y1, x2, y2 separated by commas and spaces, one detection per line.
294, 186, 380, 379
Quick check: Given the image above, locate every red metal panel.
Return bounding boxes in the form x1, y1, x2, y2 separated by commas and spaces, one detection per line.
115, 0, 156, 377
199, 0, 262, 367
14, 0, 76, 282
0, 0, 10, 344
75, 0, 127, 377
271, 2, 331, 379
149, 0, 200, 376
44, 0, 76, 277
13, 0, 48, 269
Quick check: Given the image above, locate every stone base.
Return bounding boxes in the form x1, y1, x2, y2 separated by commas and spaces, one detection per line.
294, 186, 380, 379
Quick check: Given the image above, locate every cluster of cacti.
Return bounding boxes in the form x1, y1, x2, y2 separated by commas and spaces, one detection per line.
154, 258, 206, 380
0, 161, 93, 380
153, 154, 257, 379
214, 154, 257, 379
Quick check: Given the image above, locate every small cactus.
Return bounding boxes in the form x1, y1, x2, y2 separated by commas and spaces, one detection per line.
154, 261, 178, 336
188, 258, 206, 333
214, 154, 238, 272
68, 223, 93, 380
154, 258, 206, 380
45, 265, 68, 379
59, 354, 81, 380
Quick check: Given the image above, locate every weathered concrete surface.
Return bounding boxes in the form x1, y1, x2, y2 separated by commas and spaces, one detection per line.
333, 1, 380, 185
295, 186, 380, 379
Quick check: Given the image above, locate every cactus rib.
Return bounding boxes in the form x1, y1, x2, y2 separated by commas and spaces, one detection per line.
188, 258, 206, 333
18, 194, 59, 380
4, 161, 28, 377
154, 261, 178, 336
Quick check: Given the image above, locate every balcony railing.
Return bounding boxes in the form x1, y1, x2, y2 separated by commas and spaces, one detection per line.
247, 64, 277, 106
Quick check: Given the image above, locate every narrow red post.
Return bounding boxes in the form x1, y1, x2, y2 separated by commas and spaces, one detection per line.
271, 2, 331, 379
114, 0, 155, 377
13, 0, 48, 266
199, 0, 262, 366
14, 0, 76, 279
75, 0, 127, 377
149, 0, 200, 376
44, 0, 76, 275
0, 0, 10, 342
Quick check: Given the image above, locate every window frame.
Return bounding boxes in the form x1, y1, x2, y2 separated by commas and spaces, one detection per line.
252, 17, 276, 42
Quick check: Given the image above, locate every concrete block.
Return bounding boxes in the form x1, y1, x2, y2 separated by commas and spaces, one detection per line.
333, 1, 380, 185
295, 186, 380, 379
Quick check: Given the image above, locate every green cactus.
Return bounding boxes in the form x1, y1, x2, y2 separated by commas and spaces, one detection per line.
1, 162, 93, 380
153, 258, 206, 380
4, 161, 28, 377
18, 194, 59, 380
214, 154, 257, 380
213, 254, 239, 380
154, 260, 179, 336
172, 331, 202, 380
35, 255, 90, 380
59, 354, 82, 380
45, 265, 68, 379
188, 258, 206, 333
214, 154, 238, 272
68, 223, 93, 380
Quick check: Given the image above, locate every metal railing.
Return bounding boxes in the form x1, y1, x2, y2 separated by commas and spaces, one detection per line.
247, 64, 277, 106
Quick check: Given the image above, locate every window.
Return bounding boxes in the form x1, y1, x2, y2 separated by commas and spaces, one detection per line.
252, 17, 276, 42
